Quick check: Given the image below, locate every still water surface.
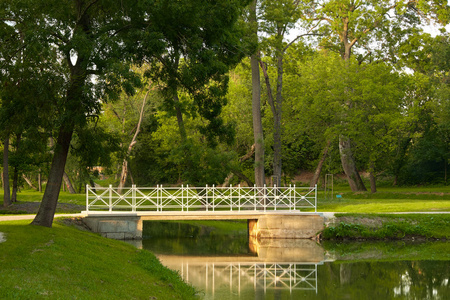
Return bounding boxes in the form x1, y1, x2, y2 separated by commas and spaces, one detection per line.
137, 222, 450, 300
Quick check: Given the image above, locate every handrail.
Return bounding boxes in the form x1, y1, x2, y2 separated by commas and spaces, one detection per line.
86, 184, 317, 213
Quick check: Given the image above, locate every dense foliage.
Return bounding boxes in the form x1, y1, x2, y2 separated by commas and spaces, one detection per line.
1, 1, 449, 216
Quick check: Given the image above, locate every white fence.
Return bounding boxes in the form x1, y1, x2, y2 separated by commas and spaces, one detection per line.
86, 184, 317, 213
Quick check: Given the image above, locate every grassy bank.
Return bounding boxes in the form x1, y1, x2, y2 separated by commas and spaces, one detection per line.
0, 219, 196, 299
322, 213, 450, 240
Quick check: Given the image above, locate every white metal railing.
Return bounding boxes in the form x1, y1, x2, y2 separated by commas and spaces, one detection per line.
86, 184, 317, 213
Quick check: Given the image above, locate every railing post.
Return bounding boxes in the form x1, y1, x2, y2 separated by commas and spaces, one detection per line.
205, 184, 208, 212
264, 184, 267, 212
253, 184, 257, 211
274, 184, 277, 211
86, 185, 89, 212
230, 184, 233, 211
109, 184, 112, 212
132, 184, 136, 212
293, 184, 296, 211
212, 184, 215, 212
289, 184, 292, 211
181, 184, 184, 212
186, 184, 189, 212
238, 184, 241, 212
157, 185, 160, 212
315, 184, 317, 212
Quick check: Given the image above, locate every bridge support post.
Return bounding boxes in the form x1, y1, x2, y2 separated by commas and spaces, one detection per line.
248, 214, 324, 239
83, 216, 143, 239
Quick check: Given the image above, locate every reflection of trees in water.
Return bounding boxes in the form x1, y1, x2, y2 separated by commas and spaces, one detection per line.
142, 235, 250, 256
319, 261, 449, 300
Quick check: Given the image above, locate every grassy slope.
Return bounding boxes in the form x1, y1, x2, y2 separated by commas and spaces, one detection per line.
322, 213, 450, 240
0, 219, 196, 300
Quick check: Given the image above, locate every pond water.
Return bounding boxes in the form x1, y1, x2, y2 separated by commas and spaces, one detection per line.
137, 221, 450, 300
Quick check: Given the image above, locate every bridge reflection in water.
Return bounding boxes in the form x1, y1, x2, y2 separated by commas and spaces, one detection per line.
161, 258, 320, 296
152, 239, 327, 298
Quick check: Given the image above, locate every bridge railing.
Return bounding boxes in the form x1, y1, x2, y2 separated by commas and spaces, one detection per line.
86, 184, 317, 213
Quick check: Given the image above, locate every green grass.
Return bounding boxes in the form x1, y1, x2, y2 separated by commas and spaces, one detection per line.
0, 219, 197, 299
322, 213, 450, 240
7, 189, 87, 205
314, 185, 450, 212
317, 199, 450, 212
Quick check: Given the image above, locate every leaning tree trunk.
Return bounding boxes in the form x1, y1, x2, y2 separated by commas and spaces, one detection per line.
63, 172, 77, 194
118, 89, 149, 194
31, 124, 74, 227
3, 137, 11, 207
23, 174, 37, 190
339, 137, 367, 192
310, 140, 331, 188
250, 0, 265, 188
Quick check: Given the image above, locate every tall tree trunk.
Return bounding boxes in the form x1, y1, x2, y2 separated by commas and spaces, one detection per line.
338, 19, 367, 192
12, 166, 19, 202
392, 137, 412, 186
31, 125, 74, 227
272, 54, 283, 187
3, 137, 11, 207
11, 133, 22, 202
310, 140, 331, 187
369, 172, 377, 193
63, 172, 77, 194
118, 89, 149, 193
339, 137, 366, 191
369, 161, 377, 193
260, 60, 282, 187
250, 0, 265, 188
38, 171, 42, 192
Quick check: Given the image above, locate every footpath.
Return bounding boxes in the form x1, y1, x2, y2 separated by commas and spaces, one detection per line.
0, 213, 83, 222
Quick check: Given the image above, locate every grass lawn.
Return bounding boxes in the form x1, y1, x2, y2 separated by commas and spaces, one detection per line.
315, 185, 450, 212
0, 219, 196, 299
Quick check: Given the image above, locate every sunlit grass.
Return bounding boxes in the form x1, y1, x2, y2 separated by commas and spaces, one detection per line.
0, 219, 196, 299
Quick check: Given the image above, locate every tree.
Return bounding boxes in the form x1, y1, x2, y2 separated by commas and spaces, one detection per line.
141, 0, 250, 185
1, 0, 155, 226
395, 33, 450, 184
310, 0, 450, 191
256, 0, 315, 186
249, 0, 266, 187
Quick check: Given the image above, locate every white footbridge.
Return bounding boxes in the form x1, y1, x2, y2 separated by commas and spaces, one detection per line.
85, 184, 317, 213
82, 185, 324, 240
